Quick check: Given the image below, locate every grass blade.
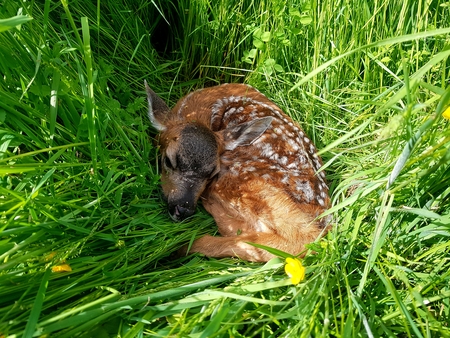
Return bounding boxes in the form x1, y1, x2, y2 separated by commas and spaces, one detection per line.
22, 269, 52, 338
0, 14, 32, 32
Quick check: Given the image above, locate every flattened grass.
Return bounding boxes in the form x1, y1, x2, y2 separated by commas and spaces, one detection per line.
0, 0, 449, 337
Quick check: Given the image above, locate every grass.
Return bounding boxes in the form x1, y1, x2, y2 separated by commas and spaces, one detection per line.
0, 0, 449, 336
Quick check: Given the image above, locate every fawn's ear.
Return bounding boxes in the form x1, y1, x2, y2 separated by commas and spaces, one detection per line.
221, 116, 273, 151
144, 80, 170, 131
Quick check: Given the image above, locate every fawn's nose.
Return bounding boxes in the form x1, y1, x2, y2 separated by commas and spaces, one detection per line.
170, 204, 194, 221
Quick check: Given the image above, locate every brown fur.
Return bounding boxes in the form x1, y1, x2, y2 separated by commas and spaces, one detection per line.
145, 82, 330, 262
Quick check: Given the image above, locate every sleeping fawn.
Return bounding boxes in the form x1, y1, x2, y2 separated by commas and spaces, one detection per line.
145, 82, 330, 262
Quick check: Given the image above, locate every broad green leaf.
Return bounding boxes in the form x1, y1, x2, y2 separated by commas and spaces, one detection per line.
261, 31, 271, 42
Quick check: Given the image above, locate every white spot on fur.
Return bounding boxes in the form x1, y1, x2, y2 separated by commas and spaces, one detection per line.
318, 182, 326, 191
243, 166, 256, 172
296, 180, 314, 202
313, 158, 321, 170
269, 152, 279, 161
226, 107, 236, 115
287, 139, 300, 151
230, 167, 239, 176
223, 108, 238, 123
298, 155, 307, 164
255, 220, 270, 232
287, 162, 297, 169
262, 173, 271, 180
259, 142, 275, 158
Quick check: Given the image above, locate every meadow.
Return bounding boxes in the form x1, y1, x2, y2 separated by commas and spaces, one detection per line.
0, 0, 449, 336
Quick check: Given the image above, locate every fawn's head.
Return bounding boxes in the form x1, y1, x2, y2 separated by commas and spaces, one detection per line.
145, 81, 272, 221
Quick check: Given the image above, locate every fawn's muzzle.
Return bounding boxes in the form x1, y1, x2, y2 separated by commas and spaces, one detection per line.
168, 203, 195, 222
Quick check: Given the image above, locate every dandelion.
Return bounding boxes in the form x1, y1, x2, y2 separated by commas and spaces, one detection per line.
284, 257, 305, 285
44, 251, 72, 272
443, 106, 450, 120
52, 264, 72, 273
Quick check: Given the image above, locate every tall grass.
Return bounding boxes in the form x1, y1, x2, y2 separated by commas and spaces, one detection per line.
0, 0, 449, 337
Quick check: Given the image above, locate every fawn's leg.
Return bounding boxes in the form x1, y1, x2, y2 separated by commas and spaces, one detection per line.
185, 233, 304, 262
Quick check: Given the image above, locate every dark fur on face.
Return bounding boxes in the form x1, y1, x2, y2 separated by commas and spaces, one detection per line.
176, 124, 219, 176
160, 123, 220, 221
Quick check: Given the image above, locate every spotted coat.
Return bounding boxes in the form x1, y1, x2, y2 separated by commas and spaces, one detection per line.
145, 82, 330, 262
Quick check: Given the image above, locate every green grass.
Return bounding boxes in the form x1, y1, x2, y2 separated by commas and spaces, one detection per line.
0, 0, 449, 337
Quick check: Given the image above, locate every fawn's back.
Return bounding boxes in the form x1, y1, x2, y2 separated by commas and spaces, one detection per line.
145, 82, 330, 262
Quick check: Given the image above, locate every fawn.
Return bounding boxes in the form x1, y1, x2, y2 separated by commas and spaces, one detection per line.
145, 82, 330, 262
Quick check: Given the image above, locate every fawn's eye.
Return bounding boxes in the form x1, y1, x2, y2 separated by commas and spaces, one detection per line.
164, 156, 175, 170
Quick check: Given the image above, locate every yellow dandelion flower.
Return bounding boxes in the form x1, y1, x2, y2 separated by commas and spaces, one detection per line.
284, 257, 305, 285
443, 106, 450, 120
51, 263, 72, 273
